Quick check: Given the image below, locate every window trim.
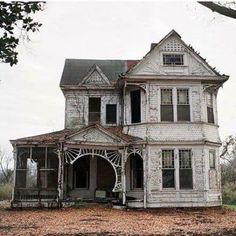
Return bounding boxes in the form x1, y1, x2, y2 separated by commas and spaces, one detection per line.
179, 149, 193, 189
159, 87, 192, 123
206, 93, 215, 124
162, 53, 184, 66
209, 150, 216, 169
161, 149, 175, 189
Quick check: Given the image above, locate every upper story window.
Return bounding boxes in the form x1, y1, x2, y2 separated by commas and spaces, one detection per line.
106, 104, 117, 124
131, 89, 141, 123
163, 54, 184, 66
177, 89, 190, 121
161, 87, 191, 122
161, 89, 173, 121
209, 150, 216, 169
89, 97, 101, 125
207, 93, 214, 124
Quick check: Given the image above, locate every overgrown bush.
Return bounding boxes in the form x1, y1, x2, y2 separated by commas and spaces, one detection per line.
0, 183, 12, 201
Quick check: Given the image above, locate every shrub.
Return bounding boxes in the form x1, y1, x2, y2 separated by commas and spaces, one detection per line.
0, 183, 12, 201
222, 182, 236, 205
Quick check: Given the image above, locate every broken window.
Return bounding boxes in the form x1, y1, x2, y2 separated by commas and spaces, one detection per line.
163, 54, 184, 66
15, 147, 58, 190
89, 97, 101, 124
162, 150, 175, 188
179, 150, 193, 189
130, 154, 143, 189
73, 156, 90, 189
177, 89, 190, 121
209, 150, 216, 169
131, 90, 141, 123
161, 89, 173, 121
207, 93, 214, 124
106, 104, 117, 124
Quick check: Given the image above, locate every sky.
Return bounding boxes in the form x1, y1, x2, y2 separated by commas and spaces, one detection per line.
0, 1, 236, 156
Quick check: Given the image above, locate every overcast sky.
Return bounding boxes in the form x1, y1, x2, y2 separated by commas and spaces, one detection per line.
0, 1, 236, 155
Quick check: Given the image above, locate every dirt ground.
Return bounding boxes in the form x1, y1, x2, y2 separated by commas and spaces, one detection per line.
0, 203, 236, 236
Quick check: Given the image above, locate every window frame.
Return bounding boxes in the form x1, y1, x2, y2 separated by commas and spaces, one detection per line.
209, 150, 216, 169
88, 97, 101, 125
177, 88, 190, 121
106, 104, 117, 125
207, 93, 214, 124
179, 149, 193, 189
160, 88, 174, 122
159, 87, 192, 123
162, 149, 175, 189
163, 54, 184, 66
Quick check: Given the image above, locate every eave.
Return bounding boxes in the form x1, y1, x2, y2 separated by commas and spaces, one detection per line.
121, 74, 229, 83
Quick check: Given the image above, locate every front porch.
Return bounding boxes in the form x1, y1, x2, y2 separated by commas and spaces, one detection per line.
10, 125, 146, 208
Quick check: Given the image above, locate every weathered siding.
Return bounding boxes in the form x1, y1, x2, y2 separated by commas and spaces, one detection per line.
65, 90, 120, 129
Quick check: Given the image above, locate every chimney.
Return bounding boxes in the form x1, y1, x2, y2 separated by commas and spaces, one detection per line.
151, 43, 157, 50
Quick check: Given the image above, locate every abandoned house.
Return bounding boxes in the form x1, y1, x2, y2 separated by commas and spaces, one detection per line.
10, 30, 228, 208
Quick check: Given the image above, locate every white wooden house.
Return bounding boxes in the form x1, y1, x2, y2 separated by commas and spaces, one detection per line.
11, 30, 228, 208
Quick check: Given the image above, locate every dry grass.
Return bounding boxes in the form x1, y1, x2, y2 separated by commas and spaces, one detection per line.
0, 204, 235, 235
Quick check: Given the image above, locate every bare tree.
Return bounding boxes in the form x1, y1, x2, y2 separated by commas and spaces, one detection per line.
0, 148, 13, 184
198, 1, 236, 19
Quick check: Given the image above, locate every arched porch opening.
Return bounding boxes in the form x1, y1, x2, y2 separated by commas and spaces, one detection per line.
66, 153, 118, 201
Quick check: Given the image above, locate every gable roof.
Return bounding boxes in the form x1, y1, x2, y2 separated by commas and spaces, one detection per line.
125, 29, 226, 78
10, 125, 142, 145
79, 64, 111, 86
60, 59, 138, 86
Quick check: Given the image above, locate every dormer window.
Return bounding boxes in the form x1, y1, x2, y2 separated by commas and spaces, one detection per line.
163, 54, 184, 66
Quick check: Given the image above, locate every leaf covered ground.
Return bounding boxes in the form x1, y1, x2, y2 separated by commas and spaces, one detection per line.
0, 203, 236, 235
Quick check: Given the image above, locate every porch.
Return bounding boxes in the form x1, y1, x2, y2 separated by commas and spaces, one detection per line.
10, 125, 146, 208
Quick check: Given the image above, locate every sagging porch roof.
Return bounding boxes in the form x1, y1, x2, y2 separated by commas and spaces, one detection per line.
10, 124, 142, 145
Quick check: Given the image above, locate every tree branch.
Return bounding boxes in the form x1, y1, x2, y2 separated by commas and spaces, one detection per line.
198, 1, 236, 19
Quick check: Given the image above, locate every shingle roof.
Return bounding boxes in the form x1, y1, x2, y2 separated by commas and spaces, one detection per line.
60, 59, 139, 86
10, 125, 142, 144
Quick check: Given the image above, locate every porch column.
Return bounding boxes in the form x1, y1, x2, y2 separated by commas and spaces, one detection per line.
121, 147, 127, 205
57, 145, 64, 201
143, 144, 148, 208
11, 145, 17, 201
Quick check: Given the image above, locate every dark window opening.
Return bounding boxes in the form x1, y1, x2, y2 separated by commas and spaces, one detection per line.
106, 104, 117, 124
177, 89, 190, 121
207, 93, 214, 124
130, 155, 143, 189
161, 89, 173, 121
179, 150, 193, 189
207, 107, 214, 124
89, 97, 101, 124
162, 150, 175, 188
73, 156, 90, 189
131, 90, 141, 123
163, 54, 184, 65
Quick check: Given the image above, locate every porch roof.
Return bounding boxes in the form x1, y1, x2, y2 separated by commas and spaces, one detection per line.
10, 125, 142, 145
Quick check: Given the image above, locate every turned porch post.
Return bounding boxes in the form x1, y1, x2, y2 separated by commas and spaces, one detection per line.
57, 143, 64, 201
122, 147, 127, 205
11, 145, 17, 201
143, 144, 148, 208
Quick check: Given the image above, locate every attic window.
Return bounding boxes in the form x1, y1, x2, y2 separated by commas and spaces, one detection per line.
163, 54, 184, 66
